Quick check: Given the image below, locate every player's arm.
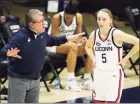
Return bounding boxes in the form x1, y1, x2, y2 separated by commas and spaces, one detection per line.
74, 13, 88, 44
114, 30, 139, 67
75, 13, 83, 34
85, 31, 96, 63
50, 14, 60, 36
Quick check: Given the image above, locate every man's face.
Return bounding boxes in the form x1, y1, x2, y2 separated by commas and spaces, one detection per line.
29, 15, 46, 33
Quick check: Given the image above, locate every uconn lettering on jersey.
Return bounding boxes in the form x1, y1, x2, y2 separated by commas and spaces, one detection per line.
60, 29, 75, 33
95, 41, 113, 51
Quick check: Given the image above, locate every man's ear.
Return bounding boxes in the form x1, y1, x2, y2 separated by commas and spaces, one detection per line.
29, 23, 34, 29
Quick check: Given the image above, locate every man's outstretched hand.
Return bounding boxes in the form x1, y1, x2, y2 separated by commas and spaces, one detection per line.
66, 32, 85, 42
7, 48, 22, 59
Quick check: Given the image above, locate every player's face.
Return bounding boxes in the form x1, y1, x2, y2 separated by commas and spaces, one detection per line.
64, 13, 75, 23
97, 11, 112, 30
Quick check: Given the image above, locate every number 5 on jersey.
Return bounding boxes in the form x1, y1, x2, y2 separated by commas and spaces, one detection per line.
102, 53, 107, 63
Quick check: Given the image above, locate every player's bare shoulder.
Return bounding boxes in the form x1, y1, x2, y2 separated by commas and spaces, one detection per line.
51, 13, 61, 25
76, 13, 83, 23
52, 13, 60, 20
86, 30, 95, 47
113, 29, 125, 39
76, 13, 82, 18
112, 28, 128, 44
90, 31, 95, 38
76, 13, 82, 19
89, 31, 95, 42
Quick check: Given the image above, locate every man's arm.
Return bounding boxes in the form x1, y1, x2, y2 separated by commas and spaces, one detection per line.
46, 32, 85, 46
46, 33, 67, 46
49, 14, 60, 36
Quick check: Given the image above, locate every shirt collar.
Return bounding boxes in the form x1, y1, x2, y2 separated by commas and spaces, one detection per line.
29, 28, 39, 36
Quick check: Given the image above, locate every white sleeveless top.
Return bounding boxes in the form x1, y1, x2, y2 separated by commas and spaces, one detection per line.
93, 27, 123, 71
48, 11, 77, 36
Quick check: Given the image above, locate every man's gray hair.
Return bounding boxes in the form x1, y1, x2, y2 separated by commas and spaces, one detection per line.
25, 9, 43, 26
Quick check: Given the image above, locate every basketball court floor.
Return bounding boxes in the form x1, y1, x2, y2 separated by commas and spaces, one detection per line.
38, 68, 139, 103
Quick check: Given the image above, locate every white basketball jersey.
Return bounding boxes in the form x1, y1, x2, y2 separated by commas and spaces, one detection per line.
93, 27, 123, 70
48, 11, 77, 36
59, 11, 77, 36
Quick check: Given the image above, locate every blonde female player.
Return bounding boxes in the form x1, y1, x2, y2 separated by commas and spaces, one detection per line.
85, 8, 139, 103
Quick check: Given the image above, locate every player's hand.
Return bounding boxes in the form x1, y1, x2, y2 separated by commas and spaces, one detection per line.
7, 48, 22, 59
66, 32, 85, 42
118, 58, 128, 68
